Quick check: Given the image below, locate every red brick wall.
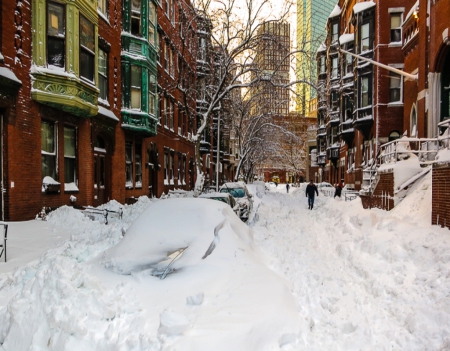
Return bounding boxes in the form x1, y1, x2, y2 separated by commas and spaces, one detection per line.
432, 163, 450, 229
360, 171, 395, 210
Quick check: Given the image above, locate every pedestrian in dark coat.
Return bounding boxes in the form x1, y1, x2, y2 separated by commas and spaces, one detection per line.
305, 180, 319, 210
286, 183, 290, 193
334, 182, 343, 198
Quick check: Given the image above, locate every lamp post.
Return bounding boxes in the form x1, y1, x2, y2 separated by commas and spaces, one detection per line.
216, 109, 220, 192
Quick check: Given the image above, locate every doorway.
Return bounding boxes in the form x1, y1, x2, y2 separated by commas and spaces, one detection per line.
93, 136, 109, 207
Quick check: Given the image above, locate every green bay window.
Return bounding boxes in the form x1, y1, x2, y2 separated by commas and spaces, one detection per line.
47, 2, 65, 68
131, 65, 142, 109
131, 0, 142, 36
149, 72, 156, 115
64, 126, 77, 187
80, 15, 95, 82
149, 2, 156, 45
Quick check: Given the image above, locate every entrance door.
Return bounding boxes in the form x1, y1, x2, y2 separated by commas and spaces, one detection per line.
93, 150, 106, 206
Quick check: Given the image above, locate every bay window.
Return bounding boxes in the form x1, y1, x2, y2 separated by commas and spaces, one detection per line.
79, 15, 95, 82
131, 66, 142, 109
47, 2, 65, 68
131, 0, 142, 36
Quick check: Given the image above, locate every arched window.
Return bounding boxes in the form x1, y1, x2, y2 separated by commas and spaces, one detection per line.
410, 104, 417, 137
389, 131, 400, 141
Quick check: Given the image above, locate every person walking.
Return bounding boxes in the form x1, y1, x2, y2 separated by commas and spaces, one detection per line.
334, 182, 343, 198
286, 183, 290, 193
305, 180, 319, 210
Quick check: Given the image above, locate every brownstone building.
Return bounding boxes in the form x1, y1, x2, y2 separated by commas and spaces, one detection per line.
316, 0, 414, 189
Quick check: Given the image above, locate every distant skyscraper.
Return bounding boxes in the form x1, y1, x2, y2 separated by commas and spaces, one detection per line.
252, 22, 291, 116
296, 0, 337, 115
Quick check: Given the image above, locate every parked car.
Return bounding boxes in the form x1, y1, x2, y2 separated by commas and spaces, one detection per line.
317, 182, 334, 189
198, 192, 240, 217
219, 182, 254, 222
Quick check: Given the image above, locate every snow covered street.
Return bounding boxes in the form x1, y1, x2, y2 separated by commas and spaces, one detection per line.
252, 175, 450, 350
0, 174, 450, 350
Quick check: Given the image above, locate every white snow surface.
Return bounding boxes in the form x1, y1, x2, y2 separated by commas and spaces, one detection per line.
353, 1, 376, 14
1, 175, 450, 350
328, 4, 341, 18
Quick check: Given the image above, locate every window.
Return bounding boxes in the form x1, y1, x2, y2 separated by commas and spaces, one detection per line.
331, 23, 338, 43
148, 2, 156, 45
331, 91, 339, 111
135, 144, 142, 187
319, 56, 326, 74
331, 57, 338, 78
169, 153, 174, 184
148, 72, 156, 115
165, 0, 170, 17
125, 141, 133, 187
41, 121, 57, 180
361, 22, 370, 51
164, 151, 169, 183
131, 65, 141, 109
98, 49, 108, 100
98, 0, 107, 16
169, 100, 174, 130
389, 131, 400, 141
169, 48, 175, 77
163, 97, 168, 126
389, 72, 402, 103
199, 38, 206, 61
79, 15, 95, 82
131, 0, 142, 36
390, 13, 402, 43
345, 53, 353, 75
47, 2, 65, 68
164, 42, 169, 71
64, 126, 77, 186
361, 76, 370, 107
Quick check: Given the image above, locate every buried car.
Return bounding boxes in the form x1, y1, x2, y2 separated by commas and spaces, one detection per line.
219, 182, 254, 221
98, 198, 300, 349
198, 192, 240, 217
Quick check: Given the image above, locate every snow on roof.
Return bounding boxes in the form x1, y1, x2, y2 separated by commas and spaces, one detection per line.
98, 106, 119, 121
0, 66, 21, 84
328, 4, 341, 18
403, 0, 419, 25
353, 1, 376, 14
317, 42, 327, 53
339, 33, 355, 45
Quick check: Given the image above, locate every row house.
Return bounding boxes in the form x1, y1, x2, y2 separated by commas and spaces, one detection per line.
0, 0, 238, 220
316, 0, 410, 189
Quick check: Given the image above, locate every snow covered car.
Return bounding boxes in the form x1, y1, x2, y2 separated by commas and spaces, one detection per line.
219, 182, 253, 221
198, 192, 240, 217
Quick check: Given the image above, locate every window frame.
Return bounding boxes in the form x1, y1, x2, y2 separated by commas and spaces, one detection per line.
131, 0, 142, 36
41, 120, 58, 183
361, 22, 371, 52
63, 126, 77, 189
98, 48, 108, 101
389, 71, 402, 103
125, 141, 133, 188
390, 13, 402, 43
47, 1, 66, 69
130, 65, 142, 110
79, 14, 95, 83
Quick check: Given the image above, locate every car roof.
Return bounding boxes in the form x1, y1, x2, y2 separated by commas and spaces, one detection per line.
220, 182, 246, 189
199, 192, 231, 198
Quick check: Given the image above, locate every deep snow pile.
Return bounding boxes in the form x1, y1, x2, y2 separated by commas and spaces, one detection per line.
252, 173, 450, 350
0, 197, 299, 351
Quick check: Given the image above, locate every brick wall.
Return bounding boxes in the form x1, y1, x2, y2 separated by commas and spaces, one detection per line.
360, 171, 395, 210
432, 163, 450, 229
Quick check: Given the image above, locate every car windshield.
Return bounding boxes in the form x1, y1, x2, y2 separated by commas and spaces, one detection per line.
220, 187, 245, 198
